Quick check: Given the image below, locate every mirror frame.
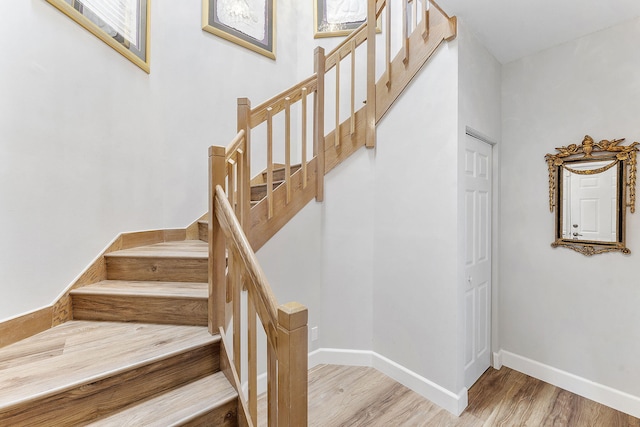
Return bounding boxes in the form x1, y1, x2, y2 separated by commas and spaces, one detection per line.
545, 135, 639, 256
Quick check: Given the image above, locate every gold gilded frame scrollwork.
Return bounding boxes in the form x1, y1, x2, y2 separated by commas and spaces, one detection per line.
544, 135, 639, 256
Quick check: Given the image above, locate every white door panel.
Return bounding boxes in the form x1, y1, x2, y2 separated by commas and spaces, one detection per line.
463, 135, 492, 389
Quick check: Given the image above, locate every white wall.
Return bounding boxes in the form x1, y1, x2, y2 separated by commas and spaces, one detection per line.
0, 0, 300, 321
501, 16, 640, 400
255, 200, 323, 352
320, 149, 376, 351
458, 22, 502, 141
372, 42, 460, 393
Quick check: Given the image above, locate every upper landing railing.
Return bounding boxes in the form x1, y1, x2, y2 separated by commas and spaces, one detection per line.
208, 1, 456, 425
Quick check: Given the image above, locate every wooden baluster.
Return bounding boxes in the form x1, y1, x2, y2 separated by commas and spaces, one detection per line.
266, 107, 274, 219
248, 293, 258, 426
350, 39, 356, 135
403, 0, 410, 64
237, 98, 252, 231
366, 0, 377, 148
335, 57, 341, 147
423, 0, 430, 39
277, 302, 308, 427
285, 97, 291, 203
301, 87, 308, 188
226, 160, 236, 306
232, 250, 241, 378
267, 344, 277, 426
413, 0, 418, 31
225, 250, 232, 303
237, 147, 245, 228
227, 159, 236, 215
314, 47, 326, 201
385, 2, 391, 88
208, 146, 227, 334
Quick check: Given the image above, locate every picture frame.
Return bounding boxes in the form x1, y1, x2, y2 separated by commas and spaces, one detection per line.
45, 0, 150, 73
203, 0, 276, 60
314, 0, 375, 38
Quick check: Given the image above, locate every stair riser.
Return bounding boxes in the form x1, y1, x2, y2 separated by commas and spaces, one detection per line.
198, 221, 208, 242
251, 186, 267, 201
106, 257, 207, 282
251, 181, 282, 201
180, 400, 238, 427
0, 343, 220, 426
261, 165, 302, 183
72, 295, 208, 326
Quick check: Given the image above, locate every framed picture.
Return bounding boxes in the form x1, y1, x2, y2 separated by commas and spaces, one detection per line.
46, 0, 150, 73
314, 0, 372, 38
203, 0, 276, 60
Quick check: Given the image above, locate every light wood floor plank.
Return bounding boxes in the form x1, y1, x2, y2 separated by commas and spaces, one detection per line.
105, 240, 208, 259
86, 372, 237, 427
258, 365, 639, 426
0, 321, 217, 408
71, 280, 208, 298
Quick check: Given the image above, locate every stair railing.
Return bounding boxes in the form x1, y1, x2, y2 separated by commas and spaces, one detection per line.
373, 0, 457, 122
208, 1, 456, 425
209, 171, 308, 426
239, 71, 324, 217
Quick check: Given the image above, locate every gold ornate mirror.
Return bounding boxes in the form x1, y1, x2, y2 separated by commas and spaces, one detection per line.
545, 135, 638, 256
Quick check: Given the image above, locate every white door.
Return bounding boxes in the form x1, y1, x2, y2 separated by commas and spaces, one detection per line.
463, 135, 492, 389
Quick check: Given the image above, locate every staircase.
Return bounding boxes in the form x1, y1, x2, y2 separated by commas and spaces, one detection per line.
0, 172, 297, 425
0, 240, 236, 425
0, 1, 457, 425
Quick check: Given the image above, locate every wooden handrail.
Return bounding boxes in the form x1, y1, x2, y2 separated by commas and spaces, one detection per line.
214, 185, 279, 345
429, 0, 453, 20
325, 23, 367, 71
211, 178, 308, 426
226, 129, 246, 159
250, 76, 318, 128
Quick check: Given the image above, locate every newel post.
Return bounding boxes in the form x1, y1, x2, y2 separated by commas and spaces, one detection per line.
313, 47, 325, 203
365, 0, 377, 148
209, 146, 227, 334
277, 302, 308, 426
237, 98, 252, 232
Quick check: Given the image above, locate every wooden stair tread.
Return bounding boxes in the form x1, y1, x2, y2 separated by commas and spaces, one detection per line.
71, 280, 207, 299
0, 320, 218, 408
252, 163, 303, 186
268, 163, 302, 173
260, 164, 302, 180
86, 372, 236, 426
251, 180, 285, 190
105, 240, 208, 259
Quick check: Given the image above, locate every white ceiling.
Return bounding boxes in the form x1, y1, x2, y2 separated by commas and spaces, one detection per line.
436, 0, 640, 63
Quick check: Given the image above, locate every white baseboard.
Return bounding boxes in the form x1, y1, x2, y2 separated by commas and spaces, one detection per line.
308, 348, 374, 368
501, 350, 640, 419
308, 348, 467, 416
492, 350, 503, 369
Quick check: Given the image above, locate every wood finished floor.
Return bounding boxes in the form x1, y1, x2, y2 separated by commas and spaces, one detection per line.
259, 365, 639, 426
0, 321, 217, 408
